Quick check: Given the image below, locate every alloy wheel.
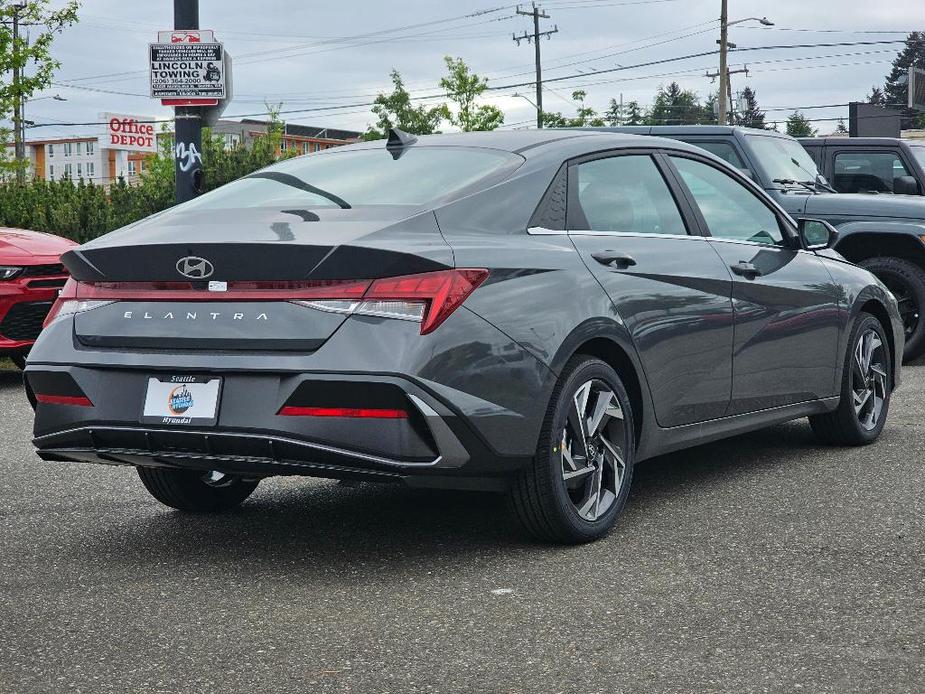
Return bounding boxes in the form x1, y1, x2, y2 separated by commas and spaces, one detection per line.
559, 380, 627, 522
852, 328, 888, 431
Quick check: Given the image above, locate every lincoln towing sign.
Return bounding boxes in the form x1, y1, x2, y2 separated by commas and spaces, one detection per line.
149, 29, 225, 103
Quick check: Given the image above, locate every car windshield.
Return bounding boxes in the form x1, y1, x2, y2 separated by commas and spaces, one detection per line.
909, 145, 925, 172
173, 146, 523, 212
746, 134, 821, 183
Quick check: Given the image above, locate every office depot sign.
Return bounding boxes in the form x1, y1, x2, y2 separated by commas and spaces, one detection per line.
105, 114, 158, 153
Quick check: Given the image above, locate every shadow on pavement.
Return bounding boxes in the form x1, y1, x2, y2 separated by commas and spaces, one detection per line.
77, 418, 823, 576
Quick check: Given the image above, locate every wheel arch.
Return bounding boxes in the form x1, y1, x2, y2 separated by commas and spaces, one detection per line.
834, 227, 925, 268
550, 322, 650, 450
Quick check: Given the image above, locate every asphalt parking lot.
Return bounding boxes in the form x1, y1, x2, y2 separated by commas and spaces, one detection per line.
1, 363, 922, 694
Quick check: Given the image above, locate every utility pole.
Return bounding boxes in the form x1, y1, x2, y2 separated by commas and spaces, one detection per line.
11, 2, 27, 183
513, 4, 557, 129
173, 0, 203, 203
716, 0, 729, 125
706, 65, 748, 124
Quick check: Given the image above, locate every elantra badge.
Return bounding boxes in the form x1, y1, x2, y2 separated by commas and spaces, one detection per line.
176, 256, 214, 279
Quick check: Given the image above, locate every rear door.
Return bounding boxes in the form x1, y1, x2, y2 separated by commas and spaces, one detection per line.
566, 150, 734, 427
666, 153, 840, 415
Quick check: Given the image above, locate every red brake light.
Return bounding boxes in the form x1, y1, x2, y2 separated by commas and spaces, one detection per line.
278, 406, 408, 418
35, 394, 93, 407
366, 269, 489, 334
42, 278, 79, 327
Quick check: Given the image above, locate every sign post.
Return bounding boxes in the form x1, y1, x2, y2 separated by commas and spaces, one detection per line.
160, 0, 202, 204
149, 2, 232, 203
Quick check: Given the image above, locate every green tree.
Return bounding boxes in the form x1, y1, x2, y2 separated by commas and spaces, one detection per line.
867, 85, 886, 105
881, 32, 925, 128
542, 90, 605, 128
834, 117, 849, 134
0, 0, 80, 177
439, 56, 503, 132
733, 86, 766, 129
623, 100, 647, 126
364, 70, 447, 140
785, 111, 816, 137
649, 82, 703, 125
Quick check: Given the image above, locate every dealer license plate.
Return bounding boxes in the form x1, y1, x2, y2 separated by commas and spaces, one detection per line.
141, 376, 222, 426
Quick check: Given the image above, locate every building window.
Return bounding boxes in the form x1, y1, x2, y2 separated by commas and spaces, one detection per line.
63, 163, 72, 178
77, 163, 82, 178
86, 141, 95, 156
63, 143, 72, 157
76, 142, 83, 156
223, 133, 241, 149
49, 165, 54, 181
280, 139, 289, 151
128, 161, 137, 176
87, 162, 95, 178
48, 144, 54, 158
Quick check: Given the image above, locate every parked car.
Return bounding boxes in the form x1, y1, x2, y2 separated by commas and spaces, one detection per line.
26, 130, 902, 544
799, 136, 925, 196
597, 126, 925, 362
0, 228, 75, 369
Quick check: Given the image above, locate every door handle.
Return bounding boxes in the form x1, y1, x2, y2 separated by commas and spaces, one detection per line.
730, 261, 762, 278
592, 250, 637, 269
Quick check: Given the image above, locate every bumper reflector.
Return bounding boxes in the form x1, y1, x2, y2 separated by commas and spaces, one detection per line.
35, 394, 93, 407
278, 406, 408, 419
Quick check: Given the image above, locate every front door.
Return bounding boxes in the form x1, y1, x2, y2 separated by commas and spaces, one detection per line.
566, 152, 735, 427
668, 154, 841, 415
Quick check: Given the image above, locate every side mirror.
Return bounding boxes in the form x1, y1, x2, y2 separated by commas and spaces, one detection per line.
798, 218, 839, 251
893, 175, 920, 195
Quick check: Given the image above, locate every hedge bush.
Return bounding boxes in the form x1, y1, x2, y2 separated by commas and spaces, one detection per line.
0, 121, 286, 243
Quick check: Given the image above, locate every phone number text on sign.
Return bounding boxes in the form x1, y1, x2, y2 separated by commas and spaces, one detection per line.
149, 42, 225, 98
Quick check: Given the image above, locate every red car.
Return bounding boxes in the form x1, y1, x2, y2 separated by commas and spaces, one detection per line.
0, 228, 76, 369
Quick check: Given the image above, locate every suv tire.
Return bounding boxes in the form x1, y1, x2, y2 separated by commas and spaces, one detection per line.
859, 256, 925, 362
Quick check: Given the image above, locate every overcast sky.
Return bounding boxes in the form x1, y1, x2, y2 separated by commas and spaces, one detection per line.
13, 0, 925, 139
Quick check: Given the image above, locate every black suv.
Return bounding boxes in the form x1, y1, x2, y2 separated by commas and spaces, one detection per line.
798, 136, 925, 196
598, 126, 925, 360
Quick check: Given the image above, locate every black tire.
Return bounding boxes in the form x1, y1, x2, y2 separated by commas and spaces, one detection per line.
858, 256, 925, 362
508, 356, 635, 544
137, 467, 259, 512
10, 354, 26, 371
809, 312, 892, 446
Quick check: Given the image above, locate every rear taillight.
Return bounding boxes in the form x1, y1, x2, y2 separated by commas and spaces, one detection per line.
293, 269, 489, 335
43, 299, 115, 328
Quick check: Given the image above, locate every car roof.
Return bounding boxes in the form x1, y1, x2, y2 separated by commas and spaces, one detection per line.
335, 128, 715, 163
582, 125, 785, 138
797, 136, 910, 146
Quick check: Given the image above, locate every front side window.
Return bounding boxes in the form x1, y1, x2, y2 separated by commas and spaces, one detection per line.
684, 140, 746, 169
571, 155, 687, 235
671, 156, 784, 246
833, 151, 912, 194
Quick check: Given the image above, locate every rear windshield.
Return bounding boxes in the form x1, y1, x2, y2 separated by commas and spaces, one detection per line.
172, 146, 522, 212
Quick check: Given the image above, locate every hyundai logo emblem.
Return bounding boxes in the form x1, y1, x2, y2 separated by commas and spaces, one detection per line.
176, 256, 214, 279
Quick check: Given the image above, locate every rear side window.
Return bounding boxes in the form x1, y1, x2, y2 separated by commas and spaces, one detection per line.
833, 151, 911, 194
671, 156, 784, 246
571, 155, 688, 235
